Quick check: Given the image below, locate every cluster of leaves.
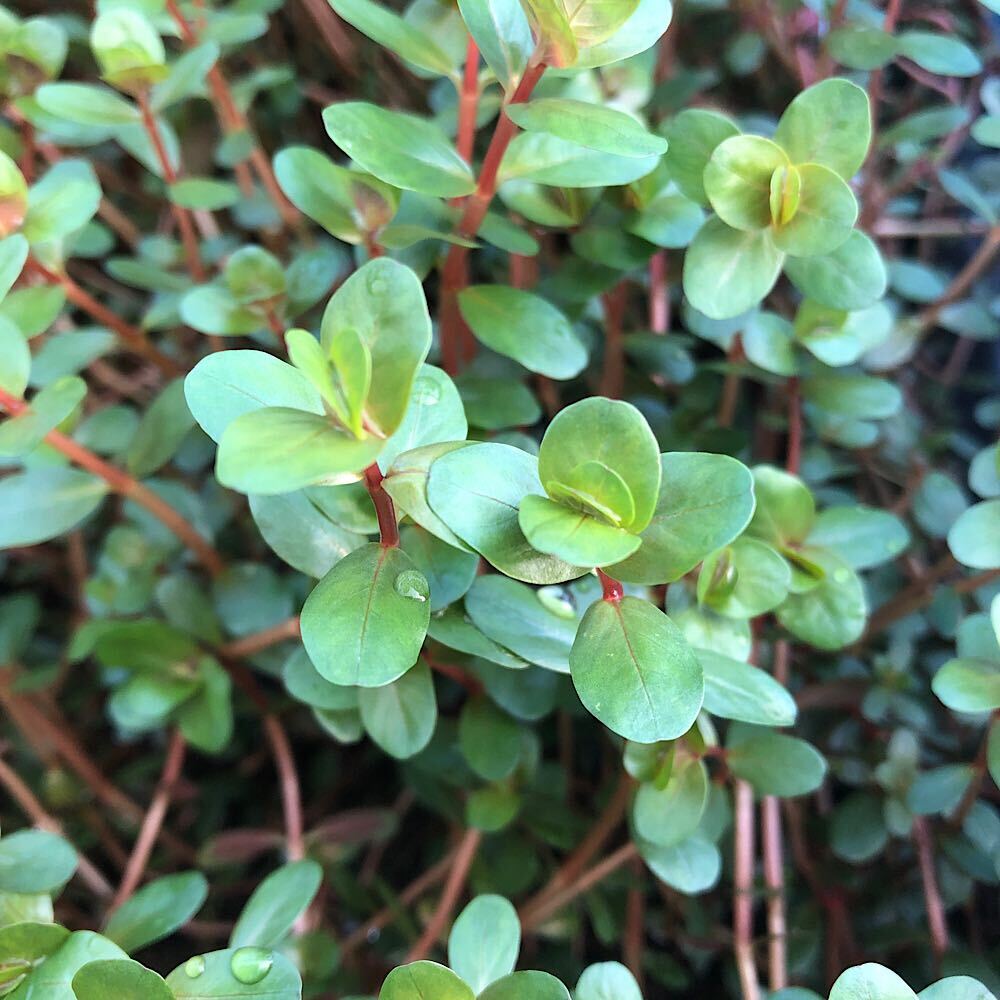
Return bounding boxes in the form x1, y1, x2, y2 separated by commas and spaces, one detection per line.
0, 0, 998, 997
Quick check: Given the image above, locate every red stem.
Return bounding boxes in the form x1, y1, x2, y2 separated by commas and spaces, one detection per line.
649, 250, 668, 334
364, 463, 399, 548
734, 779, 761, 1000
0, 387, 225, 576
439, 61, 547, 374
135, 90, 206, 282
456, 38, 480, 164
597, 569, 624, 602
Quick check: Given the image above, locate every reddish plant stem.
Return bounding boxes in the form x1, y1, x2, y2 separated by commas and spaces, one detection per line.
648, 250, 668, 334
439, 61, 547, 373
520, 771, 634, 925
264, 305, 286, 344
0, 387, 225, 576
734, 779, 760, 1000
111, 729, 187, 909
717, 336, 745, 429
0, 754, 113, 898
521, 842, 638, 931
262, 714, 305, 861
164, 0, 299, 227
597, 568, 624, 602
220, 617, 302, 659
363, 463, 399, 547
135, 90, 206, 282
912, 816, 949, 965
456, 38, 480, 164
25, 258, 182, 377
405, 827, 482, 962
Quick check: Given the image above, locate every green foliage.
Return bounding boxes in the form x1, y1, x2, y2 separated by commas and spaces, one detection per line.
0, 0, 997, 997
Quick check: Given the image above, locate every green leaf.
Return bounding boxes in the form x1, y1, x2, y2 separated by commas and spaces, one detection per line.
477, 970, 570, 1000
771, 163, 857, 257
572, 0, 672, 69
519, 496, 642, 567
784, 229, 886, 310
104, 872, 208, 954
426, 442, 585, 584
300, 543, 430, 687
570, 596, 703, 744
919, 978, 998, 1000
774, 78, 871, 179
683, 217, 784, 320
829, 964, 917, 1000
803, 372, 901, 420
328, 0, 456, 75
23, 160, 101, 244
230, 860, 322, 949
274, 146, 397, 243
933, 659, 1000, 713
520, 0, 576, 65
457, 285, 587, 380
447, 895, 520, 993
697, 648, 797, 726
949, 500, 1000, 569
383, 442, 476, 552
574, 963, 642, 1000
35, 82, 139, 127
537, 397, 661, 533
459, 697, 522, 781
0, 830, 76, 894
378, 365, 467, 471
8, 932, 126, 1000
0, 467, 108, 547
71, 959, 172, 1000
896, 31, 982, 77
827, 25, 899, 70
399, 525, 477, 612
641, 835, 720, 894
125, 379, 194, 478
179, 286, 261, 337
0, 376, 86, 460
456, 0, 533, 91
464, 575, 581, 672
321, 258, 432, 439
776, 549, 866, 649
830, 793, 888, 863
250, 491, 365, 580
185, 351, 324, 444
0, 236, 28, 304
216, 408, 383, 495
323, 103, 475, 198
165, 948, 302, 999
151, 42, 220, 112
663, 108, 741, 205
169, 178, 240, 211
748, 466, 815, 545
506, 99, 666, 158
500, 132, 659, 188
0, 320, 29, 399
633, 755, 708, 847
610, 452, 755, 585
177, 657, 234, 754
806, 505, 909, 570
727, 724, 827, 797
358, 660, 437, 759
704, 135, 787, 231
379, 962, 474, 1000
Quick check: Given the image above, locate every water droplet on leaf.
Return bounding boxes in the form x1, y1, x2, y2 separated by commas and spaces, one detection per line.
833, 568, 850, 583
230, 947, 273, 985
394, 570, 429, 602
368, 275, 387, 295
412, 376, 441, 406
536, 585, 576, 619
184, 956, 205, 979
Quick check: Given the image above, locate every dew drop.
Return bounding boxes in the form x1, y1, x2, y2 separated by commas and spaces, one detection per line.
536, 585, 576, 619
394, 570, 429, 602
184, 956, 205, 979
833, 568, 850, 583
230, 947, 273, 985
411, 376, 441, 406
368, 276, 387, 295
